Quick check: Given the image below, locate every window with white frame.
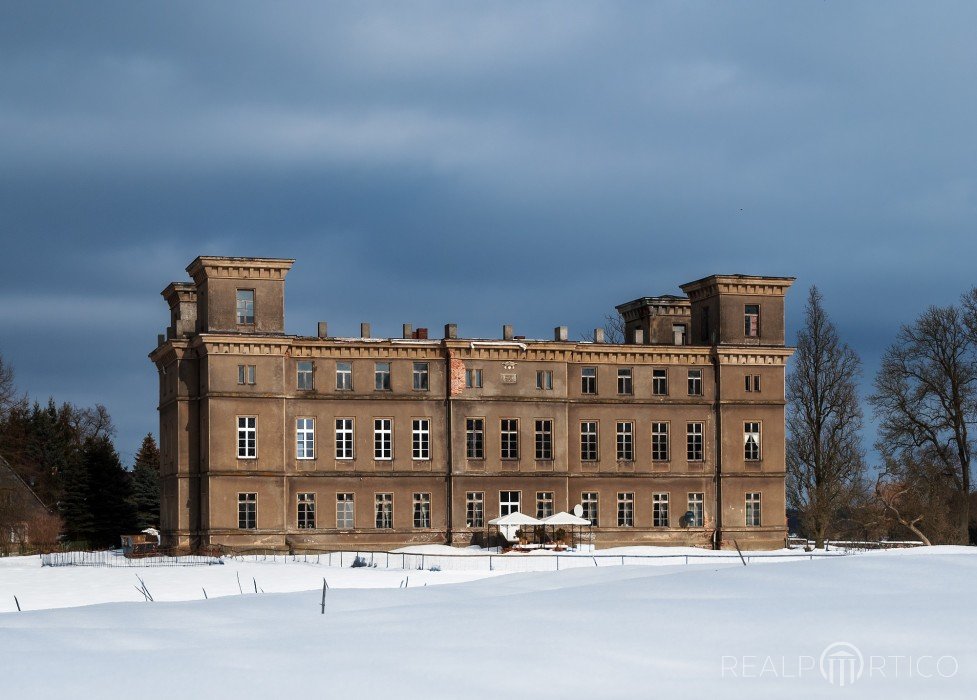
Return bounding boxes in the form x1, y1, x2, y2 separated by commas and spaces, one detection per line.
687, 422, 703, 462
745, 374, 761, 392
580, 421, 598, 461
535, 419, 553, 460
413, 362, 429, 391
616, 422, 633, 461
466, 491, 484, 527
617, 492, 634, 527
375, 493, 393, 529
652, 368, 668, 396
413, 492, 431, 528
374, 418, 392, 460
375, 362, 391, 391
746, 492, 761, 526
501, 419, 519, 460
536, 491, 554, 519
335, 418, 353, 460
336, 361, 352, 391
412, 418, 430, 460
297, 361, 314, 390
536, 370, 553, 390
745, 304, 760, 337
688, 369, 702, 396
652, 422, 669, 461
296, 418, 315, 459
581, 367, 597, 394
297, 493, 316, 529
235, 289, 254, 325
745, 422, 761, 461
336, 493, 354, 529
466, 418, 484, 459
238, 492, 256, 529
237, 364, 256, 385
653, 493, 669, 527
581, 492, 599, 526
617, 368, 633, 395
237, 416, 256, 458
688, 492, 704, 527
499, 490, 521, 516
465, 368, 482, 388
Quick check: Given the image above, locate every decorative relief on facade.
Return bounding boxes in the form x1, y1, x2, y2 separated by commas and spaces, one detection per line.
501, 374, 517, 384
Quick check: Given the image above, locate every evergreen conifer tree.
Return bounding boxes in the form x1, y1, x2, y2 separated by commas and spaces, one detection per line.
131, 434, 161, 530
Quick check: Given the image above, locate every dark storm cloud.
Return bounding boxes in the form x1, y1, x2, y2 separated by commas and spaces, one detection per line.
1, 1, 975, 460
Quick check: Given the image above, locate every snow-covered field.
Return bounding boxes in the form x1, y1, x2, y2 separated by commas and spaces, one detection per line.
1, 546, 974, 698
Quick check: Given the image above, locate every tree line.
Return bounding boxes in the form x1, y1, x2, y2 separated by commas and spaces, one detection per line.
787, 286, 977, 546
0, 358, 160, 550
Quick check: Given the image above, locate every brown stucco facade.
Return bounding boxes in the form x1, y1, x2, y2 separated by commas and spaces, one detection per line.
151, 257, 794, 552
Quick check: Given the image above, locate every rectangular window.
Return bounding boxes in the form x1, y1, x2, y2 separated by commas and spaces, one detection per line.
617, 492, 634, 527
745, 304, 760, 337
745, 374, 761, 392
673, 324, 687, 346
297, 361, 314, 390
746, 492, 762, 526
374, 419, 392, 460
536, 370, 553, 390
335, 418, 353, 459
499, 490, 521, 516
412, 418, 430, 460
580, 421, 598, 461
413, 492, 431, 528
616, 422, 634, 461
336, 362, 352, 391
237, 364, 256, 385
296, 418, 315, 459
745, 422, 761, 461
412, 362, 429, 391
238, 492, 257, 529
581, 492, 599, 526
235, 289, 254, 325
687, 422, 704, 462
466, 418, 484, 459
688, 492, 704, 527
653, 493, 669, 527
374, 362, 391, 391
237, 416, 256, 459
501, 419, 519, 460
375, 493, 393, 529
534, 419, 553, 460
297, 493, 316, 529
336, 493, 354, 529
688, 369, 702, 396
652, 368, 668, 396
581, 366, 597, 394
536, 491, 554, 519
617, 368, 633, 395
466, 492, 484, 528
652, 422, 669, 461
465, 368, 483, 388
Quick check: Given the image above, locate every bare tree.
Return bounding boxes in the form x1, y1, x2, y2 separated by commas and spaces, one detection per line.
580, 313, 625, 343
0, 353, 16, 417
870, 296, 975, 544
786, 287, 866, 547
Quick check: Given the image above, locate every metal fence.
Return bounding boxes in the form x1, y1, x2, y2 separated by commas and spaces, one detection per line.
40, 550, 223, 567
225, 549, 848, 573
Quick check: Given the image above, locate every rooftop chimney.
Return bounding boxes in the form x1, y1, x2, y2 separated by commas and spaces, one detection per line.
503, 324, 514, 340
594, 328, 605, 343
444, 323, 457, 339
360, 322, 371, 339
317, 322, 328, 338
403, 323, 412, 339
555, 326, 568, 342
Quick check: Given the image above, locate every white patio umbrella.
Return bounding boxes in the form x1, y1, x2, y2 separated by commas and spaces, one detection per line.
488, 512, 543, 545
541, 511, 593, 548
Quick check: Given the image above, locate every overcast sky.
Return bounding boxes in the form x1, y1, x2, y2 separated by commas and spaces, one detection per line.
1, 2, 975, 464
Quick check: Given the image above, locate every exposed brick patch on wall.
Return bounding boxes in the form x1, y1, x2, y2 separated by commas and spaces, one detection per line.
449, 354, 466, 396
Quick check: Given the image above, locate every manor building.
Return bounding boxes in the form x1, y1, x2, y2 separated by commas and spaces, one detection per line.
151, 256, 794, 551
